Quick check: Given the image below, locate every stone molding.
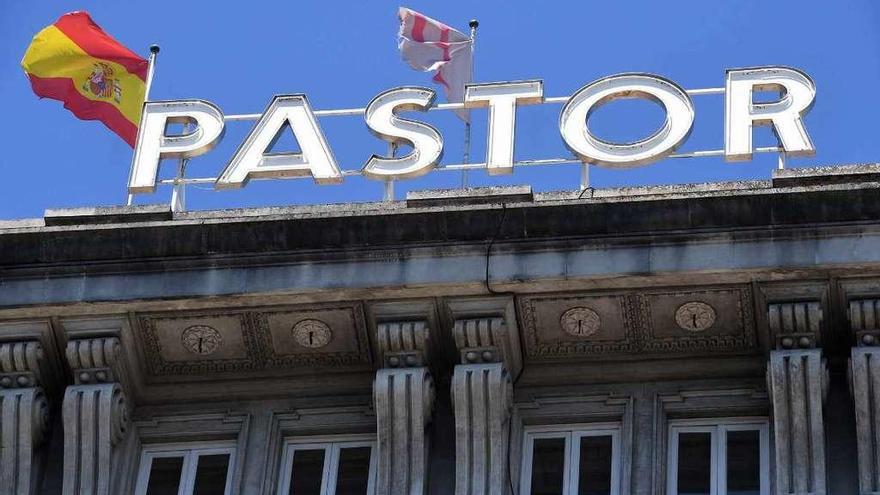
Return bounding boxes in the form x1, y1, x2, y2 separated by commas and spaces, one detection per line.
653, 386, 768, 495
262, 405, 374, 495
451, 363, 512, 495
768, 349, 828, 495
133, 411, 249, 495
374, 367, 434, 495
0, 387, 49, 495
62, 383, 129, 495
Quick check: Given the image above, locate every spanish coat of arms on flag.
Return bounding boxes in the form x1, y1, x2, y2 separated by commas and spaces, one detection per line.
21, 11, 148, 147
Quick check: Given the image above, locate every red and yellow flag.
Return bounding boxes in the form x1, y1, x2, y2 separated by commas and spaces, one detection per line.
21, 12, 148, 147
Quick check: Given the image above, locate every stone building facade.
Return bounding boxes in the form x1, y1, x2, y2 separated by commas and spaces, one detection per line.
1, 164, 880, 494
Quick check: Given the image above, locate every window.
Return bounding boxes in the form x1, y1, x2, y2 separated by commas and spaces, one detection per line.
134, 441, 235, 495
520, 424, 620, 495
667, 419, 769, 495
276, 435, 377, 495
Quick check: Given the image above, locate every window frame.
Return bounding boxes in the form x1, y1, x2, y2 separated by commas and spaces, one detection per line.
666, 417, 770, 495
519, 422, 621, 495
276, 433, 378, 495
134, 440, 237, 495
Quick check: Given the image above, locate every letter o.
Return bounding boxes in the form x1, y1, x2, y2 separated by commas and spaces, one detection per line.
559, 73, 695, 168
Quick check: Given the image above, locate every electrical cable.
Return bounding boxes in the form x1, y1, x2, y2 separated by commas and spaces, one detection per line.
482, 201, 527, 494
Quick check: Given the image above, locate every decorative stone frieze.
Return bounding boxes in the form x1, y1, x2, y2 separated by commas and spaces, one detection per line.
768, 348, 828, 495
450, 317, 514, 495
0, 340, 50, 495
62, 337, 131, 495
848, 298, 880, 494
374, 320, 434, 495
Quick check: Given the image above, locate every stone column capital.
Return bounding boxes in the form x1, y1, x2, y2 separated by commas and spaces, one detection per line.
768, 301, 823, 350
376, 320, 430, 368
0, 340, 48, 390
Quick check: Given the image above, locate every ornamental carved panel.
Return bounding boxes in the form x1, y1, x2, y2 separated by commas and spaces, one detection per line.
136, 302, 371, 378
518, 294, 641, 359
640, 287, 756, 353
518, 286, 757, 361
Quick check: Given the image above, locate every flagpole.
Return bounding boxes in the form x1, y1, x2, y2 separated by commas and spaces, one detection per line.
384, 143, 397, 201
461, 19, 478, 189
127, 44, 160, 206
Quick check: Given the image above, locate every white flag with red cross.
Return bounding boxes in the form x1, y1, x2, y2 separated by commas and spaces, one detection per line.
398, 7, 472, 121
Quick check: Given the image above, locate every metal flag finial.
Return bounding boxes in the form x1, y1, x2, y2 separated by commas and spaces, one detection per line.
149, 44, 160, 54
469, 19, 479, 30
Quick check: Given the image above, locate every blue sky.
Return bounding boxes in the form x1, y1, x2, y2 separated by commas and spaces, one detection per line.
1, 0, 879, 218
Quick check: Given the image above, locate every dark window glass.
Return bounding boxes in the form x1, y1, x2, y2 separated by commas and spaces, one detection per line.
530, 437, 566, 495
192, 454, 231, 495
726, 430, 761, 495
676, 432, 711, 495
335, 446, 372, 494
578, 435, 613, 495
289, 449, 326, 495
145, 456, 183, 495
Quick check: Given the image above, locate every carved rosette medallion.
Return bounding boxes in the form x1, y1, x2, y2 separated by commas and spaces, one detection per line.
560, 307, 601, 337
674, 302, 716, 332
181, 325, 223, 355
292, 319, 333, 348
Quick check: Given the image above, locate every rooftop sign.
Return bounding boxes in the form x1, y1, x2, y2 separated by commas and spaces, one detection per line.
126, 66, 816, 202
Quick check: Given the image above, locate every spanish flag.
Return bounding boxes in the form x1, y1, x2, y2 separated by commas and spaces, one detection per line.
21, 12, 148, 147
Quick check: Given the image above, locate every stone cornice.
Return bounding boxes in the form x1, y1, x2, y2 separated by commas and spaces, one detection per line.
3, 177, 880, 270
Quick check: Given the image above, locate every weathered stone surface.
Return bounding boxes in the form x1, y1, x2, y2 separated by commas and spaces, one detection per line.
0, 339, 52, 495
374, 318, 435, 495
0, 387, 49, 495
65, 337, 122, 385
451, 363, 511, 495
850, 347, 880, 494
61, 383, 129, 495
768, 349, 828, 495
61, 335, 132, 495
374, 367, 434, 495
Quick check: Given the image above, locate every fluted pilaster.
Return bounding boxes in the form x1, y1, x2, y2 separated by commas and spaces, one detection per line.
62, 337, 130, 495
451, 317, 514, 495
768, 348, 827, 495
0, 341, 50, 495
848, 298, 880, 494
374, 320, 434, 495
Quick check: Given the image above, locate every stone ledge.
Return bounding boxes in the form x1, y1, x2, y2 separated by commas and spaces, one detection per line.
405, 185, 533, 207
772, 163, 880, 187
44, 205, 172, 226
